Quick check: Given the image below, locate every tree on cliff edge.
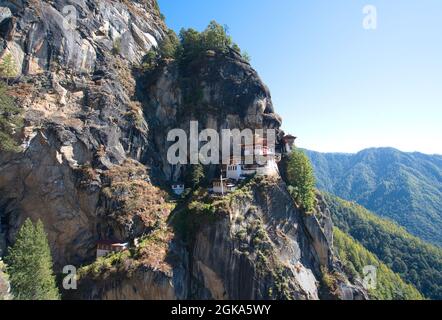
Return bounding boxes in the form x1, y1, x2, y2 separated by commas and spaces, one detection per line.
0, 54, 22, 153
185, 164, 205, 189
286, 148, 316, 213
0, 54, 17, 82
0, 81, 22, 152
5, 219, 60, 300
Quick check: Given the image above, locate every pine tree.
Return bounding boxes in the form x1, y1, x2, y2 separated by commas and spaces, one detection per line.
5, 219, 60, 300
202, 21, 232, 52
185, 164, 205, 189
159, 29, 180, 59
286, 148, 316, 212
0, 54, 17, 82
0, 81, 22, 152
179, 27, 203, 60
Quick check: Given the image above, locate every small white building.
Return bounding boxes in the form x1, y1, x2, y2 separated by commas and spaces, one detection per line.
256, 158, 279, 177
171, 183, 185, 196
283, 135, 297, 154
226, 164, 242, 180
96, 240, 129, 259
212, 178, 236, 194
225, 157, 279, 181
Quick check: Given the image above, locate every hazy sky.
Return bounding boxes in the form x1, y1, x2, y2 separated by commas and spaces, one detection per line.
158, 0, 442, 155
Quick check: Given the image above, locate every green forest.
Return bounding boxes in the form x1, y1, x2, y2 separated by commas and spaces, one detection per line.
324, 193, 442, 300
333, 227, 423, 300
141, 20, 250, 72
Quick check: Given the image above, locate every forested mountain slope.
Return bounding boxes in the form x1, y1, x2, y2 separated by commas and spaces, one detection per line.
306, 148, 442, 246
323, 193, 442, 300
333, 228, 423, 300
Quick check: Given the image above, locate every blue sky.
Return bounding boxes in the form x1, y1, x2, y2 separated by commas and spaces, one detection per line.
158, 0, 442, 155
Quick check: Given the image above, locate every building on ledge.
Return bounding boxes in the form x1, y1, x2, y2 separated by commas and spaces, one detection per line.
211, 177, 237, 195
282, 135, 297, 154
96, 240, 129, 259
223, 135, 281, 181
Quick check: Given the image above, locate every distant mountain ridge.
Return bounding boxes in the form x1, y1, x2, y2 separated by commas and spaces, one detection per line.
305, 147, 442, 246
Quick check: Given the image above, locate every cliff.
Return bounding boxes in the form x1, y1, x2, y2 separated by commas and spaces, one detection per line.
73, 178, 366, 300
0, 0, 366, 300
0, 259, 11, 300
0, 0, 167, 267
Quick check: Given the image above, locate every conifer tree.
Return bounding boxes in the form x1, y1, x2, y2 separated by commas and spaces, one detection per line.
186, 164, 205, 189
5, 219, 60, 300
201, 21, 232, 52
0, 54, 17, 82
286, 148, 316, 212
0, 80, 22, 152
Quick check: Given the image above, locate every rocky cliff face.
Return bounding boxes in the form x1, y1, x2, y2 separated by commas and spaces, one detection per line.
0, 259, 11, 300
136, 45, 282, 183
0, 0, 366, 300
0, 0, 166, 267
189, 178, 326, 300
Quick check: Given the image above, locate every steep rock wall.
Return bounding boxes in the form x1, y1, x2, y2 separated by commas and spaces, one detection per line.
0, 0, 167, 267
0, 0, 366, 300
137, 48, 283, 182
